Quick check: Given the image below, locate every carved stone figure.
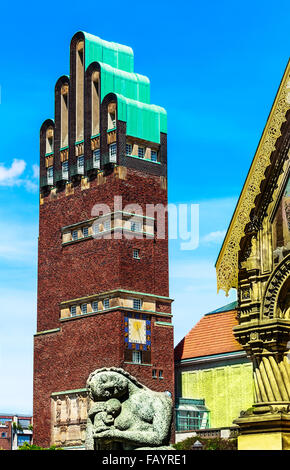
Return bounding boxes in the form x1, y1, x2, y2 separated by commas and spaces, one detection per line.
85, 367, 173, 450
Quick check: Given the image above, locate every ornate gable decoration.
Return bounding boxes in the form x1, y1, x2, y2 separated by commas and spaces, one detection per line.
216, 61, 290, 295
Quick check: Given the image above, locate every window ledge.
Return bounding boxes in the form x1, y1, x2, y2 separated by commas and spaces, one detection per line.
62, 236, 93, 246
126, 154, 160, 164
124, 362, 152, 367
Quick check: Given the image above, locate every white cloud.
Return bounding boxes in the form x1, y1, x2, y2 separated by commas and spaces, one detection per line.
0, 159, 26, 183
201, 230, 226, 244
0, 159, 39, 192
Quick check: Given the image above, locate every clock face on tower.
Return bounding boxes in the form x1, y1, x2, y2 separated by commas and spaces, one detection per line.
128, 318, 146, 344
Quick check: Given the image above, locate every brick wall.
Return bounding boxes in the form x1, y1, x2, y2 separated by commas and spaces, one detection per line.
34, 168, 174, 447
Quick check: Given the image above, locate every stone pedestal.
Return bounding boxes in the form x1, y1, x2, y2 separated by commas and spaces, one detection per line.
235, 409, 290, 450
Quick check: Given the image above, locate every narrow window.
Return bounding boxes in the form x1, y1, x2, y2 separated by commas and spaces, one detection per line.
159, 370, 163, 379
61, 84, 69, 147
151, 150, 157, 162
93, 149, 100, 169
152, 369, 157, 379
70, 305, 77, 317
83, 226, 89, 237
103, 299, 110, 309
104, 219, 111, 232
109, 143, 117, 163
133, 249, 140, 259
131, 221, 141, 232
72, 230, 78, 241
81, 304, 87, 314
108, 102, 116, 130
62, 161, 68, 179
46, 127, 54, 154
92, 301, 98, 312
126, 143, 132, 156
91, 71, 100, 136
133, 298, 142, 310
132, 350, 142, 364
77, 155, 84, 174
138, 147, 145, 159
47, 166, 53, 185
93, 223, 100, 234
76, 41, 84, 142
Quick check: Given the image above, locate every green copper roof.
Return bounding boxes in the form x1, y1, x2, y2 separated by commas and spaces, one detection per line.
116, 94, 167, 143
83, 32, 134, 72
98, 62, 150, 104
79, 31, 167, 143
205, 301, 238, 316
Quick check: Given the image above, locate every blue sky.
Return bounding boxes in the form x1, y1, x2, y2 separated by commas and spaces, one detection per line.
0, 0, 289, 414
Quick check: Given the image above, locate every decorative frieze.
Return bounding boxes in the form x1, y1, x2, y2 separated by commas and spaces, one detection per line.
51, 390, 91, 448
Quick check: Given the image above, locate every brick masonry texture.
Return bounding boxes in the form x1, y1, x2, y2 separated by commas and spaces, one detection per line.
34, 168, 174, 447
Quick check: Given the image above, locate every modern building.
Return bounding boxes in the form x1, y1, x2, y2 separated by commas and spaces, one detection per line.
174, 302, 254, 441
33, 32, 174, 448
0, 414, 33, 450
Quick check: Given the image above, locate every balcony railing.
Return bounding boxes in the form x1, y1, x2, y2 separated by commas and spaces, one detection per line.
70, 163, 84, 178
55, 170, 68, 184
103, 153, 117, 166
40, 175, 53, 189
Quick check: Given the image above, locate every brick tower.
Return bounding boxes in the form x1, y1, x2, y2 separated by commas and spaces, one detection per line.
33, 32, 174, 448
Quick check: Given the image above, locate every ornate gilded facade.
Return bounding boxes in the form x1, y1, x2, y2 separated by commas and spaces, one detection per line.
216, 61, 290, 450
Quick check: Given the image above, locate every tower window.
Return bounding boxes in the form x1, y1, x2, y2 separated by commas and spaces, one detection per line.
70, 305, 77, 317
108, 102, 117, 130
62, 161, 68, 179
93, 223, 100, 234
104, 219, 111, 232
132, 350, 142, 364
81, 304, 87, 314
138, 147, 145, 159
91, 71, 100, 136
151, 150, 157, 162
103, 299, 110, 309
92, 301, 98, 312
76, 41, 84, 142
126, 143, 132, 156
72, 230, 78, 241
93, 149, 100, 169
60, 85, 69, 147
77, 155, 84, 173
47, 166, 53, 185
131, 221, 141, 232
133, 249, 140, 259
133, 298, 142, 310
109, 143, 117, 163
46, 127, 54, 154
83, 226, 89, 238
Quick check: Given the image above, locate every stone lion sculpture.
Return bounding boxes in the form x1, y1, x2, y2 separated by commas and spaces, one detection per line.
85, 367, 173, 450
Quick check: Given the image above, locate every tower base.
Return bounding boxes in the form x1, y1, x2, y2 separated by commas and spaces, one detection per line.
235, 409, 290, 450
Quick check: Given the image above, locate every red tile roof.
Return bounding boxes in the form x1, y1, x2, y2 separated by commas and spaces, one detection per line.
174, 305, 242, 361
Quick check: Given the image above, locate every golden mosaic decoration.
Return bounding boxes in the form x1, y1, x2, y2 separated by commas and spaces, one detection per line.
216, 60, 290, 295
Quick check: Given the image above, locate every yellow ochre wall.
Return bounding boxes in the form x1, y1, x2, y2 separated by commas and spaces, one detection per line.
181, 363, 254, 428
